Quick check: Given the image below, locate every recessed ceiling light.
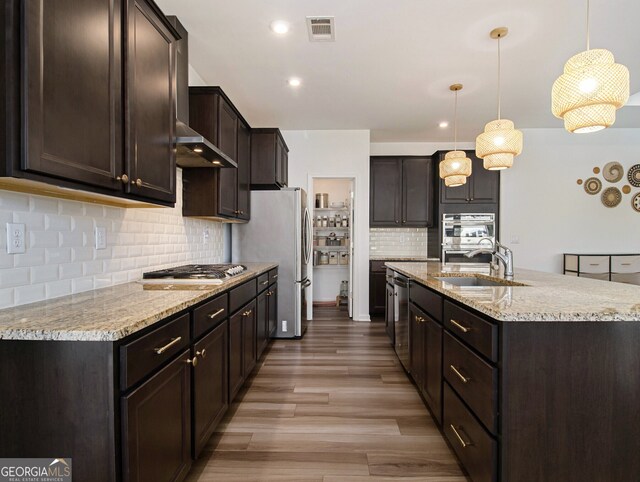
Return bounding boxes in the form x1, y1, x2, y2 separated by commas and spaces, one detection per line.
288, 77, 302, 87
270, 20, 290, 35
439, 121, 449, 128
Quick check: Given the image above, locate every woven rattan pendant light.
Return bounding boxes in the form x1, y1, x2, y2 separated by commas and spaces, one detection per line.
439, 84, 472, 187
551, 0, 629, 133
476, 27, 523, 171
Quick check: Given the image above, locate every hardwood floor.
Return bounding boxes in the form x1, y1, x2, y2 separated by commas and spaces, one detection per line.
187, 307, 466, 481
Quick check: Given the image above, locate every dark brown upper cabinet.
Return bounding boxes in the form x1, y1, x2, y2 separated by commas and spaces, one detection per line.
1, 0, 179, 207
370, 156, 434, 227
251, 128, 288, 190
439, 151, 500, 205
125, 0, 177, 204
183, 87, 251, 221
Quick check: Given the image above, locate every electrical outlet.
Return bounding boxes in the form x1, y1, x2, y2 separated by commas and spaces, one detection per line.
95, 226, 107, 250
282, 320, 288, 332
203, 227, 210, 244
6, 223, 26, 254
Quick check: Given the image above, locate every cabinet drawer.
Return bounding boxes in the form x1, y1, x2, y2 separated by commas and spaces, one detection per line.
370, 261, 387, 273
410, 282, 442, 323
611, 255, 640, 274
230, 278, 257, 314
611, 273, 640, 285
579, 255, 610, 274
269, 268, 278, 285
444, 301, 497, 362
444, 332, 497, 434
444, 384, 497, 482
193, 293, 228, 340
257, 273, 270, 292
120, 313, 190, 391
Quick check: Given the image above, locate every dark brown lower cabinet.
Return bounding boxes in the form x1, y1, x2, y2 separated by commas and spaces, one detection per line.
256, 290, 268, 360
192, 321, 228, 458
122, 350, 192, 482
268, 284, 278, 337
385, 282, 395, 344
228, 309, 245, 402
369, 270, 387, 315
242, 300, 257, 377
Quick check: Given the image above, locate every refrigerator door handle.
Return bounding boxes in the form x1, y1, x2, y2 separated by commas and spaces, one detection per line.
303, 207, 312, 265
302, 278, 311, 288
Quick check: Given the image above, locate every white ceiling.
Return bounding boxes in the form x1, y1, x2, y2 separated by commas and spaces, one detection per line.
156, 0, 640, 142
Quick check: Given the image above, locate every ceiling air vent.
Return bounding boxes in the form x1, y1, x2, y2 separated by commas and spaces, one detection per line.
306, 16, 335, 42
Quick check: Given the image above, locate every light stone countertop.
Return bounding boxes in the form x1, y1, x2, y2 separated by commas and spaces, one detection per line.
0, 262, 277, 341
386, 261, 640, 322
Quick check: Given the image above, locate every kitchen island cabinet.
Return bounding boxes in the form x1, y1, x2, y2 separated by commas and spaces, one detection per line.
386, 261, 640, 482
0, 263, 277, 482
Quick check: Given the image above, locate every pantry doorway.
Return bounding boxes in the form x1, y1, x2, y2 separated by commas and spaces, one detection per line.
307, 177, 355, 321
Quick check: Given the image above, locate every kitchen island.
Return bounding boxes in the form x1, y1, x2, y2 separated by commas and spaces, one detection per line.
385, 261, 640, 482
0, 262, 278, 482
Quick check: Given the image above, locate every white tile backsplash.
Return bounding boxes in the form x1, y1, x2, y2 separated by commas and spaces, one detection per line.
369, 227, 428, 257
0, 169, 224, 309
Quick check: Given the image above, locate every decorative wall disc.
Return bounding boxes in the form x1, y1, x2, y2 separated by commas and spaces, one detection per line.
622, 185, 631, 194
632, 193, 640, 212
593, 167, 600, 174
603, 161, 624, 182
601, 187, 622, 208
577, 179, 583, 185
628, 164, 640, 187
584, 177, 602, 195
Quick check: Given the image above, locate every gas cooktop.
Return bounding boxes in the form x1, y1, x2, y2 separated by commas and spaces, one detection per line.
142, 264, 247, 285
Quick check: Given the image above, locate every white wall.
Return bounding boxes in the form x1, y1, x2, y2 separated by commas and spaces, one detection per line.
0, 169, 225, 309
370, 141, 474, 156
501, 128, 640, 273
283, 130, 371, 321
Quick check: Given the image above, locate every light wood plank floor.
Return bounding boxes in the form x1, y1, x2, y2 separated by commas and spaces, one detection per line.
186, 307, 467, 481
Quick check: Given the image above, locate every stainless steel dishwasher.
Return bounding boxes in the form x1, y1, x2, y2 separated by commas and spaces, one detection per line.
393, 272, 410, 371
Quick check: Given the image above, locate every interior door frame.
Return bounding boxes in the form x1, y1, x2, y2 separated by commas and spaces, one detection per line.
307, 174, 357, 321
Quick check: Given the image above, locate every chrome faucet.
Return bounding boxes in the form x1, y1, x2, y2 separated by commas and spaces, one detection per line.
466, 241, 514, 280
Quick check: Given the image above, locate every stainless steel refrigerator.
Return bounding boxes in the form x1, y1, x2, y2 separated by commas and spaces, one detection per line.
232, 188, 312, 338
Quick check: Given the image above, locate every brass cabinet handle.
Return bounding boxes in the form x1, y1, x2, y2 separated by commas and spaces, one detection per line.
186, 356, 198, 367
196, 349, 206, 359
208, 308, 225, 320
132, 178, 142, 187
450, 424, 473, 448
272, 274, 278, 279
261, 280, 269, 286
450, 364, 470, 384
154, 336, 182, 355
116, 174, 129, 184
234, 210, 240, 214
415, 315, 426, 323
450, 319, 471, 333
242, 309, 253, 317
266, 291, 272, 296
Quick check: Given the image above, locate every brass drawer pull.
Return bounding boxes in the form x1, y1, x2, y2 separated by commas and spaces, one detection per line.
186, 356, 198, 367
261, 280, 269, 286
242, 309, 253, 317
154, 336, 182, 355
415, 315, 426, 323
208, 308, 225, 320
266, 291, 272, 296
450, 424, 473, 448
196, 349, 206, 359
450, 364, 470, 384
272, 274, 278, 279
450, 319, 471, 333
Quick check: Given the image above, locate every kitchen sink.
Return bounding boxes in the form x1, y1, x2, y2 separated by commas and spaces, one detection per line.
434, 276, 527, 287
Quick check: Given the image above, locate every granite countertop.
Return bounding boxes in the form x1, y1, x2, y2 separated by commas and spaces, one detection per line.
370, 255, 438, 261
386, 261, 640, 322
0, 262, 277, 342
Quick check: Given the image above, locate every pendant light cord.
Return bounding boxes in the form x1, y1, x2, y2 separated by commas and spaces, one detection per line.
586, 0, 590, 50
453, 90, 458, 151
497, 36, 502, 120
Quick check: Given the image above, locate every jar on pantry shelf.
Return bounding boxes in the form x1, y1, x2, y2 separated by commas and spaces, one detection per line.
319, 251, 329, 265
